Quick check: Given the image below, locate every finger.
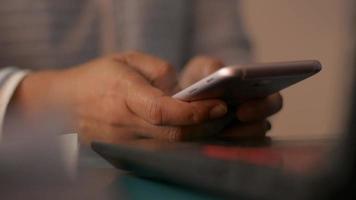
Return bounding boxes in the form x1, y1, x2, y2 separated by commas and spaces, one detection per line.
180, 56, 224, 88
236, 93, 283, 122
105, 60, 228, 126
114, 51, 178, 94
133, 116, 229, 142
219, 120, 271, 140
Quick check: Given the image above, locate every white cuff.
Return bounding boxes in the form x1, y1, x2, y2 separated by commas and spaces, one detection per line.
0, 68, 30, 140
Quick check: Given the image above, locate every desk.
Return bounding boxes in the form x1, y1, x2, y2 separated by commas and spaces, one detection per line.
76, 138, 333, 200
0, 135, 225, 200
1, 138, 333, 199
74, 149, 223, 200
1, 155, 223, 200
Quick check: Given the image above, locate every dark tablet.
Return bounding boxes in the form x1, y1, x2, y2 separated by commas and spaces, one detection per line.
92, 139, 334, 199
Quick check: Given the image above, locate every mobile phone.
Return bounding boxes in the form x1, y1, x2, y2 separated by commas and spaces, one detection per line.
173, 60, 321, 104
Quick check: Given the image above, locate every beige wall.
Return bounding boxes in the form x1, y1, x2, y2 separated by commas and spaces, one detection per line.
240, 0, 354, 139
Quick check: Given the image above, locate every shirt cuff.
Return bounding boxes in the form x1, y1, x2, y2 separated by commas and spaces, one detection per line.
0, 68, 30, 140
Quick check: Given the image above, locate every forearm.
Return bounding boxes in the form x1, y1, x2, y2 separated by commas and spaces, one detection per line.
5, 68, 81, 135
12, 70, 63, 116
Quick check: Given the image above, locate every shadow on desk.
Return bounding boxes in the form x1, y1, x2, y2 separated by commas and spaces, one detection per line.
78, 146, 225, 200
109, 174, 222, 200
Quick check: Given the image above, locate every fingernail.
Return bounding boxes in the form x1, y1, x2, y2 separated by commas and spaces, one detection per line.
209, 104, 228, 119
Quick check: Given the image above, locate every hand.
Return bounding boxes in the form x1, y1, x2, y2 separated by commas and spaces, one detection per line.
10, 52, 228, 143
179, 56, 283, 140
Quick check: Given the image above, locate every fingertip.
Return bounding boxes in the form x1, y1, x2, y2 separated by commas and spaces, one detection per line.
209, 103, 228, 119
266, 121, 272, 131
272, 92, 284, 112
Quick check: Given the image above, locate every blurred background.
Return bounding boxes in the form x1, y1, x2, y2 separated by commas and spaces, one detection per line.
1, 0, 353, 141
241, 0, 354, 139
1, 1, 355, 198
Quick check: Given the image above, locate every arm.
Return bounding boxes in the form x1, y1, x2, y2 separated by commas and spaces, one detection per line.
5, 52, 228, 143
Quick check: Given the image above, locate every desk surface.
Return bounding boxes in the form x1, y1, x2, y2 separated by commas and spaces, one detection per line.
72, 138, 335, 200
78, 167, 221, 200
1, 147, 225, 200
1, 138, 334, 200
74, 149, 223, 200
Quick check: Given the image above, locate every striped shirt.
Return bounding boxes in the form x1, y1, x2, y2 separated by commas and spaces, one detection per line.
0, 0, 251, 69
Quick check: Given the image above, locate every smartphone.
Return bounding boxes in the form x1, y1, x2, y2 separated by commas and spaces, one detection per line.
173, 60, 321, 104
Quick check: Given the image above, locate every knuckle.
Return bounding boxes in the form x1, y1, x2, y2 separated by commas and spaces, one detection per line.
155, 62, 175, 78
126, 51, 145, 63
114, 50, 142, 63
196, 56, 224, 75
147, 101, 163, 125
111, 53, 127, 63
209, 58, 224, 68
205, 64, 222, 75
124, 50, 142, 57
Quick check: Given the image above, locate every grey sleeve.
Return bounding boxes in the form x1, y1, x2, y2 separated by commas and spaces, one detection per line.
190, 0, 253, 64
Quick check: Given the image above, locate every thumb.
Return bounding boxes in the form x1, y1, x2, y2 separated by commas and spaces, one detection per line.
126, 83, 228, 126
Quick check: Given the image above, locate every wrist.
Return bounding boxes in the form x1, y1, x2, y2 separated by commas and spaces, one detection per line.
10, 69, 75, 120
2, 69, 79, 136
